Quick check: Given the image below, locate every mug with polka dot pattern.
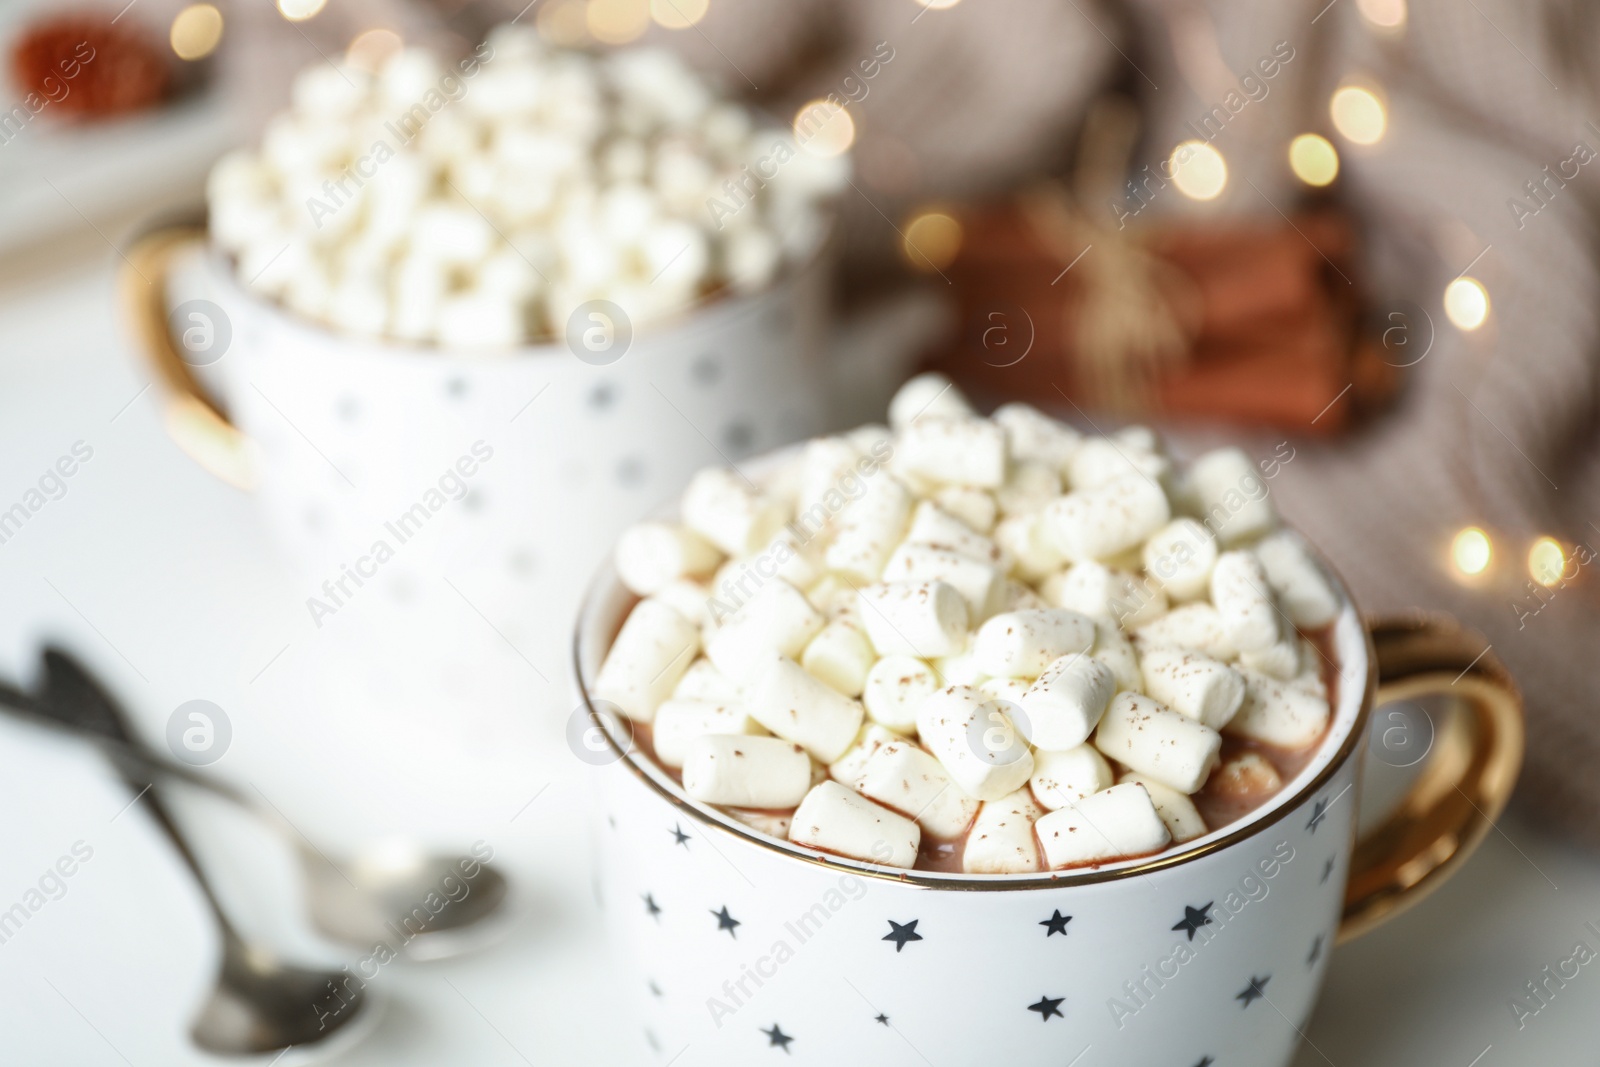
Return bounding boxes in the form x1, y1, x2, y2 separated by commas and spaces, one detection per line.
119, 224, 833, 710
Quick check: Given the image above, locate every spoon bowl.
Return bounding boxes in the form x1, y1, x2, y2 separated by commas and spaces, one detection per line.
190, 930, 381, 1057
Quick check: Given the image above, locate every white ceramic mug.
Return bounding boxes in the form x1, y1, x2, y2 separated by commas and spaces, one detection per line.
119, 224, 834, 695
572, 538, 1522, 1066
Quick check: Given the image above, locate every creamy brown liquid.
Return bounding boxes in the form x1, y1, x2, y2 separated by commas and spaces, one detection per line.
622, 623, 1339, 873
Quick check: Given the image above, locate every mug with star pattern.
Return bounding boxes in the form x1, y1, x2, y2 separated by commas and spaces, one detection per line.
573, 533, 1522, 1066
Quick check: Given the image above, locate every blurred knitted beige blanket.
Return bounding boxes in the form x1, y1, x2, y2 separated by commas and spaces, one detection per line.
634, 0, 1600, 846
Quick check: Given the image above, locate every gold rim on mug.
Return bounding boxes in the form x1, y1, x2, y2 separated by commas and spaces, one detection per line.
116, 210, 834, 491
572, 551, 1523, 938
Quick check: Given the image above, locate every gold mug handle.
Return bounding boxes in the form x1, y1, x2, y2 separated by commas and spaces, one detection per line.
117, 224, 257, 490
1338, 612, 1524, 942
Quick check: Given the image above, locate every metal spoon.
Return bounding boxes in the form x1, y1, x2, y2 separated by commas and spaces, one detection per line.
10, 649, 511, 959
121, 761, 380, 1056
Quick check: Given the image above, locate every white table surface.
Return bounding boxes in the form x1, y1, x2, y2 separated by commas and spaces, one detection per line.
1, 247, 1596, 1067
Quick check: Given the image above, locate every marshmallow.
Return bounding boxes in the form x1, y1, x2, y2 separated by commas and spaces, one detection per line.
1029, 744, 1113, 811
906, 501, 1004, 565
1211, 752, 1284, 797
855, 740, 980, 838
1239, 636, 1302, 681
727, 808, 792, 839
897, 417, 1008, 489
1254, 530, 1341, 629
1119, 772, 1207, 843
1000, 579, 1048, 612
1036, 782, 1171, 869
1091, 620, 1142, 693
705, 579, 825, 682
681, 734, 812, 809
856, 581, 969, 659
1141, 518, 1219, 602
933, 640, 987, 686
979, 676, 1032, 705
973, 609, 1096, 679
995, 460, 1061, 517
963, 789, 1044, 874
1135, 602, 1238, 661
1210, 550, 1283, 653
825, 474, 914, 583
672, 657, 744, 704
1094, 692, 1223, 794
828, 723, 901, 785
915, 686, 1035, 801
651, 700, 763, 768
593, 599, 699, 722
682, 468, 788, 556
1226, 668, 1331, 748
1190, 447, 1277, 545
887, 373, 974, 431
993, 513, 1066, 582
1138, 647, 1246, 730
790, 781, 921, 869
615, 521, 722, 595
932, 486, 998, 533
1067, 437, 1170, 490
801, 619, 875, 697
862, 655, 940, 732
1019, 653, 1116, 751
1041, 561, 1168, 630
882, 542, 1002, 621
796, 435, 866, 521
651, 579, 715, 629
993, 402, 1079, 474
1043, 474, 1171, 562
748, 655, 866, 763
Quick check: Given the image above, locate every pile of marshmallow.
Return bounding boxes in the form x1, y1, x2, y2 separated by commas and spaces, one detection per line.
592, 375, 1341, 873
206, 25, 845, 348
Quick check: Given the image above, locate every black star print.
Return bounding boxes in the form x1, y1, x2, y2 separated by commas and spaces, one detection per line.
643, 893, 661, 920
649, 980, 663, 997
1308, 934, 1324, 966
874, 1013, 889, 1026
608, 814, 617, 829
761, 1023, 794, 1052
1193, 1058, 1214, 1067
1237, 975, 1271, 1007
588, 383, 616, 410
1307, 798, 1329, 833
1172, 902, 1214, 941
1039, 910, 1073, 937
1027, 995, 1065, 1021
882, 919, 923, 952
712, 905, 741, 938
1320, 856, 1335, 883
670, 824, 692, 848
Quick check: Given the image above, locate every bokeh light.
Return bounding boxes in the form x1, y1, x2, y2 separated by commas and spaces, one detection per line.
914, 0, 963, 9
902, 210, 963, 272
1330, 85, 1387, 145
276, 0, 327, 22
1170, 141, 1228, 201
1357, 0, 1407, 29
793, 99, 856, 158
1451, 526, 1492, 577
650, 0, 709, 28
170, 4, 223, 60
1529, 537, 1566, 587
538, 0, 591, 45
345, 28, 403, 74
587, 0, 651, 44
1288, 133, 1339, 186
1444, 277, 1490, 330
